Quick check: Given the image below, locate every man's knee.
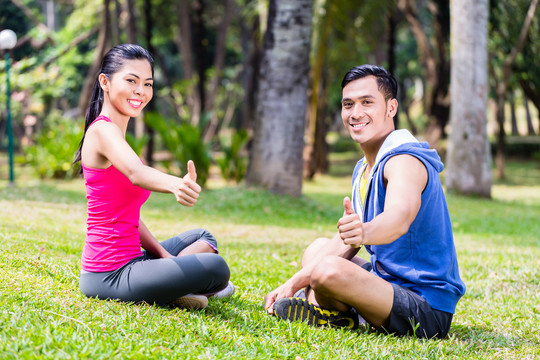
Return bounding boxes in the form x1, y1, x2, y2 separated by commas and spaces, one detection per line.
310, 256, 345, 290
301, 237, 332, 267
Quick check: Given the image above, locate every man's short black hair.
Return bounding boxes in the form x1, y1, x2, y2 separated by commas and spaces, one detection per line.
341, 65, 398, 102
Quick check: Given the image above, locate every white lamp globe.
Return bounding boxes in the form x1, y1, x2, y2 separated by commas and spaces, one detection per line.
0, 29, 17, 50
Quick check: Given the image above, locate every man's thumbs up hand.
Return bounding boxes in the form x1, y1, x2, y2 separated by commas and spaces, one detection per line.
343, 196, 354, 215
337, 196, 364, 248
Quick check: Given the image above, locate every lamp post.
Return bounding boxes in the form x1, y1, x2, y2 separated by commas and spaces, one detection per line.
0, 29, 17, 185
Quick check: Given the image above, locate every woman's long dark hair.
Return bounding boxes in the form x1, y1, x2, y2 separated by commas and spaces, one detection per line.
73, 44, 154, 168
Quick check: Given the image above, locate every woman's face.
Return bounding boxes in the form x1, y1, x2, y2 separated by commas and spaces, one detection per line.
100, 59, 154, 119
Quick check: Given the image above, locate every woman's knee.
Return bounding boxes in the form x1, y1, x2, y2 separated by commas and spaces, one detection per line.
192, 228, 218, 250
203, 253, 230, 282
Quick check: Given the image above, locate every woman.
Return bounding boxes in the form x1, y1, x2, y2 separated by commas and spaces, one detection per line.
74, 44, 232, 309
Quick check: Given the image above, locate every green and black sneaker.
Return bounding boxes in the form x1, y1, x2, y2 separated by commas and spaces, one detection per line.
273, 297, 359, 329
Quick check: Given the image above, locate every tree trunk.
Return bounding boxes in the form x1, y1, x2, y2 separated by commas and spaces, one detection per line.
44, 0, 56, 30
78, 0, 111, 116
510, 92, 519, 135
495, 92, 507, 179
111, 0, 121, 45
523, 96, 536, 135
304, 0, 331, 179
175, 0, 201, 124
192, 0, 207, 120
445, 0, 491, 198
143, 0, 155, 165
519, 79, 540, 135
240, 16, 261, 132
312, 75, 329, 175
388, 9, 398, 129
203, 0, 236, 143
398, 0, 450, 146
494, 0, 539, 179
246, 0, 313, 197
125, 0, 137, 43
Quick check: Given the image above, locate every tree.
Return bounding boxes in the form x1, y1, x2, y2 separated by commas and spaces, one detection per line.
490, 0, 539, 179
303, 0, 395, 179
445, 0, 491, 198
246, 0, 313, 196
78, 0, 112, 115
397, 0, 450, 146
513, 0, 540, 138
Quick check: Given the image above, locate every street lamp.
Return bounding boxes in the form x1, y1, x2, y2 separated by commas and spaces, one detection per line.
0, 29, 17, 185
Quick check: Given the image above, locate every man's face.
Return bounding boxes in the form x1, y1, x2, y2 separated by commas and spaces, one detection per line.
341, 76, 397, 149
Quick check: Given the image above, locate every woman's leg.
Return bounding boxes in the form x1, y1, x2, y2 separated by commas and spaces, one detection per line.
155, 228, 219, 257
80, 253, 230, 305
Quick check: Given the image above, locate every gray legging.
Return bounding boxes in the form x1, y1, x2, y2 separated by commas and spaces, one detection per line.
79, 228, 230, 305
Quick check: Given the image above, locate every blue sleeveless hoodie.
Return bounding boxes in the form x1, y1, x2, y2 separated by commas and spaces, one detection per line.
351, 129, 466, 314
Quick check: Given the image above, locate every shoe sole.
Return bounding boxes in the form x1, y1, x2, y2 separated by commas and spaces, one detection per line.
172, 294, 208, 310
273, 297, 358, 329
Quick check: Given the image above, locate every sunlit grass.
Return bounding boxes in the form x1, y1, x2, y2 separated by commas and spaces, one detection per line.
1, 159, 539, 359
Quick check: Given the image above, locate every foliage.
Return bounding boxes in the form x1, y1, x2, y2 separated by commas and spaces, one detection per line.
0, 1, 100, 118
125, 132, 149, 157
511, 0, 540, 108
216, 129, 249, 183
145, 112, 211, 187
1, 160, 540, 358
488, 0, 539, 94
22, 112, 82, 179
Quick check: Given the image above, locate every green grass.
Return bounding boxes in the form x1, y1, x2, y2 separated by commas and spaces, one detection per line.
1, 160, 539, 359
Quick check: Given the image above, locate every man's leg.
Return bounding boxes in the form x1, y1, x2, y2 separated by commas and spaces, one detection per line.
310, 255, 393, 329
273, 236, 385, 329
300, 236, 372, 305
275, 254, 393, 329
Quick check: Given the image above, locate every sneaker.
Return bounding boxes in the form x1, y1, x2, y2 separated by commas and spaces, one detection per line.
273, 297, 359, 329
210, 281, 235, 299
172, 294, 208, 310
292, 288, 307, 299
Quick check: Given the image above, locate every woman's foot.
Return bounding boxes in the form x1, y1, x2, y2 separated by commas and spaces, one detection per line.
210, 281, 235, 299
172, 294, 208, 309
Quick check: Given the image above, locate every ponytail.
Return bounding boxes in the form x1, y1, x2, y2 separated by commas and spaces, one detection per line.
73, 79, 104, 168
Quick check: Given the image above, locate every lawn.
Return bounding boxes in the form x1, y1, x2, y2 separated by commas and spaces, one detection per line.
0, 159, 539, 359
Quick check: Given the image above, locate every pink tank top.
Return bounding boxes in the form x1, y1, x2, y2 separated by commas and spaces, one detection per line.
81, 116, 151, 272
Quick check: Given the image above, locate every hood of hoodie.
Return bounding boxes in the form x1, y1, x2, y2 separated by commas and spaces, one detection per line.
352, 129, 444, 219
371, 129, 444, 174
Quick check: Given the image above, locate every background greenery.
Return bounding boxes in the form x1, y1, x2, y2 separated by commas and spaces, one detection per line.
1, 0, 539, 189
1, 158, 538, 359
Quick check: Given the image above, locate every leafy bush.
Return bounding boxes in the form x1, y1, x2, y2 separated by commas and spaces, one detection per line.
23, 112, 83, 179
145, 112, 211, 187
125, 132, 149, 157
216, 129, 249, 183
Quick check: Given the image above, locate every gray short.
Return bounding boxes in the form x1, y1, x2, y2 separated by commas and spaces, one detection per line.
79, 228, 230, 305
384, 282, 453, 339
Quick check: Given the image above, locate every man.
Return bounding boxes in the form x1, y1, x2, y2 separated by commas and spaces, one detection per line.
264, 65, 465, 339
